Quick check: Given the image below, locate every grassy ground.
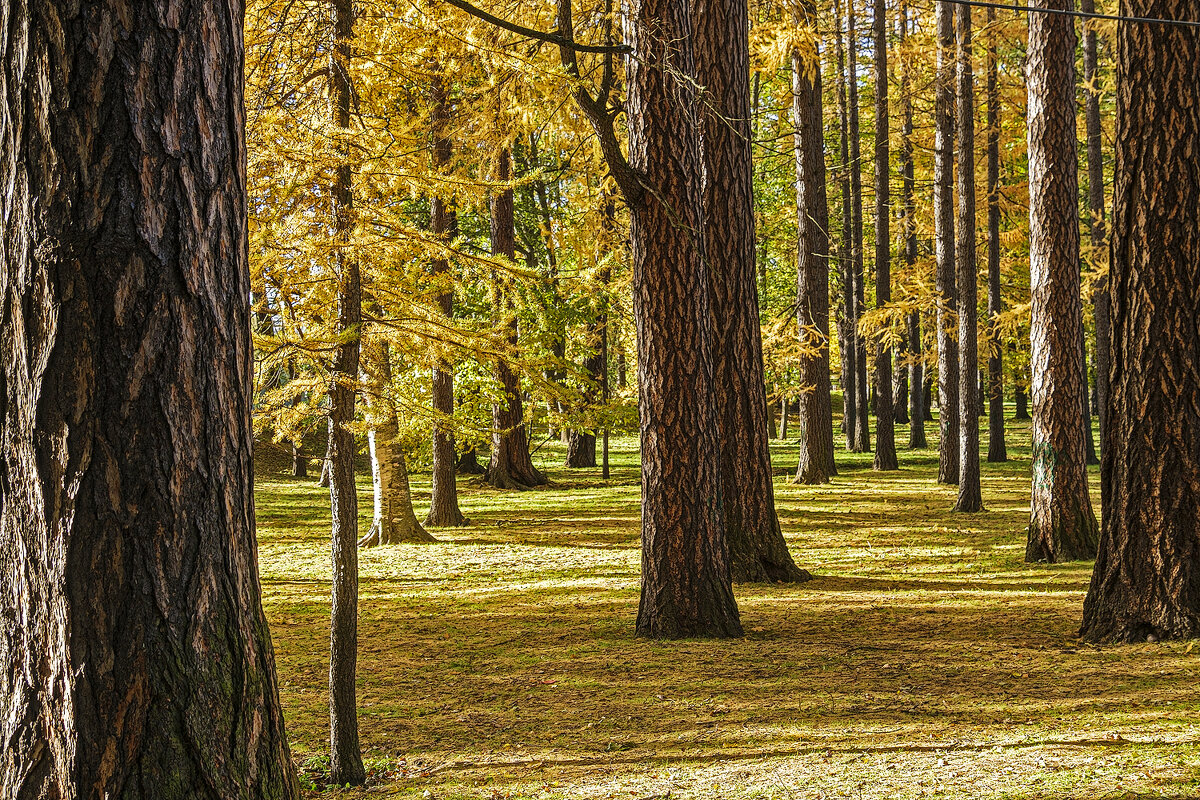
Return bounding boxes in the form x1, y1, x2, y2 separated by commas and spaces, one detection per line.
255, 414, 1200, 799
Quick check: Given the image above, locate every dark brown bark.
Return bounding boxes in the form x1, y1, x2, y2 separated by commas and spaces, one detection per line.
1081, 0, 1110, 452
694, 0, 807, 582
792, 1, 837, 489
900, 2, 926, 450
457, 447, 486, 475
485, 149, 549, 491
426, 71, 469, 527
566, 334, 603, 467
0, 3, 299, 796
1024, 0, 1097, 562
833, 0, 858, 451
294, 440, 310, 477
954, 1, 982, 512
1015, 381, 1030, 419
872, 0, 897, 471
327, 0, 365, 783
985, 7, 1007, 464
848, 4, 871, 453
935, 0, 959, 484
1080, 0, 1200, 641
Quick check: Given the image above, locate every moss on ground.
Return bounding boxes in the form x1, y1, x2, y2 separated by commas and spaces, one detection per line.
256, 417, 1200, 799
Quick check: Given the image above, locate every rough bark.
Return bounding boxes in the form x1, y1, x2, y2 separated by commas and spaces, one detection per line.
0, 3, 300, 796
360, 343, 435, 546
485, 149, 549, 491
1024, 0, 1098, 562
1081, 0, 1110, 452
848, 4, 871, 453
1080, 0, 1200, 640
872, 0, 897, 471
833, 0, 857, 451
426, 70, 469, 527
694, 0, 807, 582
935, 0, 960, 484
457, 447, 486, 475
792, 1, 837, 488
985, 7, 1007, 464
293, 441, 310, 477
327, 0, 366, 783
900, 2, 927, 450
1015, 381, 1031, 419
953, 2, 982, 512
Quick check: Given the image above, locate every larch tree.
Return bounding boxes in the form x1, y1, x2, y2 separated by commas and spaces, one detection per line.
954, 0, 982, 512
899, 0, 927, 449
872, 0, 898, 471
792, 0, 838, 487
833, 0, 859, 451
1024, 0, 1097, 561
847, 0, 871, 453
0, 0, 298, 796
1081, 0, 1110, 449
985, 5, 1007, 463
935, 0, 959, 485
1080, 0, 1200, 641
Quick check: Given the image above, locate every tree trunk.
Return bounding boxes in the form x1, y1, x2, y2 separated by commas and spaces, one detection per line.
485, 149, 549, 491
695, 0, 808, 582
1015, 382, 1030, 419
935, 0, 960, 484
426, 71, 469, 527
360, 343, 435, 546
565, 334, 602, 469
457, 447, 486, 475
1083, 336, 1099, 465
1080, 0, 1200, 641
833, 0, 857, 452
0, 3, 299, 795
327, 0, 366, 783
792, 1, 838, 488
1024, 0, 1098, 562
1081, 0, 1111, 453
986, 7, 1008, 464
900, 3, 926, 450
872, 0, 897, 471
848, 4, 871, 454
293, 440, 310, 477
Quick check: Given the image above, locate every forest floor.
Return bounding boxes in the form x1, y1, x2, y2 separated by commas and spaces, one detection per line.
256, 415, 1200, 800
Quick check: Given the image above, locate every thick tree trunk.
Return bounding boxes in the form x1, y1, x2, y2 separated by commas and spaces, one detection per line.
1024, 0, 1098, 562
293, 440, 310, 477
327, 0, 366, 783
872, 0, 897, 471
954, 2, 982, 512
1081, 0, 1110, 452
833, 0, 857, 451
426, 71, 469, 527
935, 0, 959, 484
1080, 0, 1200, 641
792, 1, 838, 489
457, 447, 486, 475
486, 149, 549, 491
1015, 382, 1030, 419
985, 7, 1008, 464
848, 5, 871, 454
0, 3, 299, 796
900, 3, 926, 450
694, 0, 808, 581
360, 343, 435, 546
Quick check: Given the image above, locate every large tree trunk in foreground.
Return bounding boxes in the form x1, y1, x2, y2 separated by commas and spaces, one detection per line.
694, 0, 807, 582
985, 7, 1007, 464
485, 149, 548, 491
426, 70, 468, 527
625, 0, 743, 637
0, 2, 298, 796
872, 0, 897, 471
935, 0, 959, 485
1080, 0, 1200, 641
327, 0, 366, 783
792, 1, 837, 490
1024, 0, 1097, 561
954, 1, 982, 511
361, 342, 435, 546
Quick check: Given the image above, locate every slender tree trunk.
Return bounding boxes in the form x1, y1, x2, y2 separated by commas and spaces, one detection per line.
834, 0, 857, 451
566, 332, 602, 467
1025, 0, 1098, 561
0, 2, 299, 795
1015, 381, 1030, 419
319, 430, 333, 487
848, 4, 871, 453
1081, 0, 1110, 454
1083, 336, 1099, 465
426, 70, 468, 527
779, 396, 790, 439
899, 2, 927, 449
792, 1, 838, 487
986, 6, 1008, 463
872, 0, 897, 470
486, 148, 549, 491
935, 0, 960, 484
695, 0, 808, 581
1080, 0, 1199, 641
360, 342, 435, 546
327, 0, 366, 783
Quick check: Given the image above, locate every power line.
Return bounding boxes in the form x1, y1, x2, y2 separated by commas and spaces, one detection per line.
940, 0, 1200, 29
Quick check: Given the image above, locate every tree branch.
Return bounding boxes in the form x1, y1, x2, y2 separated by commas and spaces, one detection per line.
443, 0, 632, 54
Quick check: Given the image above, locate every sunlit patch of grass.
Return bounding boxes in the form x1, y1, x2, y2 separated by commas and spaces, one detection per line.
257, 412, 1200, 799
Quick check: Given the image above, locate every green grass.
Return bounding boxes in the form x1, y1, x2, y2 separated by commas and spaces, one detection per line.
255, 413, 1200, 799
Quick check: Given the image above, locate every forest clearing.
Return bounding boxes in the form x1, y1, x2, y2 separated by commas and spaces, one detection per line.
257, 423, 1200, 799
